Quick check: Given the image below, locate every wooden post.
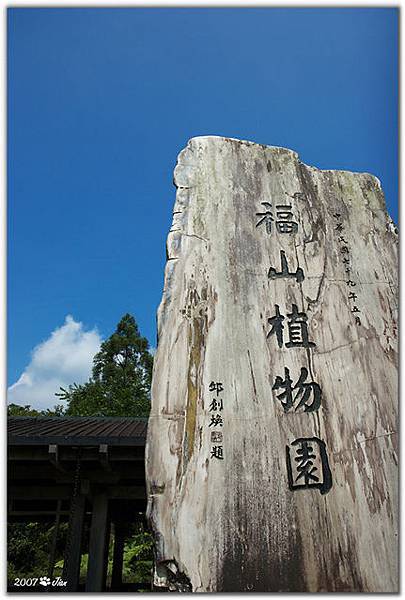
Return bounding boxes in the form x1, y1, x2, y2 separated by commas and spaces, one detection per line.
103, 519, 111, 590
47, 499, 62, 582
85, 493, 109, 592
111, 522, 126, 591
63, 494, 85, 592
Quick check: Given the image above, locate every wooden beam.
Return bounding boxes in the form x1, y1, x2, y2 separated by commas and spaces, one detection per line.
9, 464, 146, 482
106, 486, 146, 500
8, 435, 146, 447
9, 446, 144, 462
9, 485, 72, 500
9, 484, 146, 501
99, 444, 111, 471
48, 444, 66, 472
9, 510, 70, 517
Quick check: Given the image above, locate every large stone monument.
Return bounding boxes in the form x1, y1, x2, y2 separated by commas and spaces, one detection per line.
145, 136, 398, 592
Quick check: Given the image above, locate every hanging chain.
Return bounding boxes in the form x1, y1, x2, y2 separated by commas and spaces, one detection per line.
71, 450, 82, 504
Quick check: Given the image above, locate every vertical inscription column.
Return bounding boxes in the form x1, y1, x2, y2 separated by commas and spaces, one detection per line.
256, 194, 331, 493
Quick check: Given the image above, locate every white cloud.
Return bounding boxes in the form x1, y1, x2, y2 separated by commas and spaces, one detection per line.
8, 315, 102, 411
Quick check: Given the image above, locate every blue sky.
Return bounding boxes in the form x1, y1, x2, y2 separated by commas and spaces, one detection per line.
7, 7, 398, 408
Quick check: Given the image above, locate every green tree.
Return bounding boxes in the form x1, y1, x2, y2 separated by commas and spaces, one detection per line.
7, 403, 65, 417
7, 404, 42, 417
57, 314, 153, 417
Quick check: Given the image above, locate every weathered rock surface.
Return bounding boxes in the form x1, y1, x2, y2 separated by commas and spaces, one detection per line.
145, 136, 398, 592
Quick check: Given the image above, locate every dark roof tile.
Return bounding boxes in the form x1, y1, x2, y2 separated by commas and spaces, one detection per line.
7, 416, 148, 446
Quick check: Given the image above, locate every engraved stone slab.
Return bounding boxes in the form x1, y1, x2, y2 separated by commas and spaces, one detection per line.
145, 136, 398, 592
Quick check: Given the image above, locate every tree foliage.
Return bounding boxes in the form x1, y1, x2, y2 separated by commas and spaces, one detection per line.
53, 527, 153, 589
7, 404, 42, 417
56, 314, 153, 417
7, 404, 65, 417
8, 522, 68, 582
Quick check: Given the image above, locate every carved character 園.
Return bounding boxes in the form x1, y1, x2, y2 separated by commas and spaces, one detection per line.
286, 437, 332, 495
